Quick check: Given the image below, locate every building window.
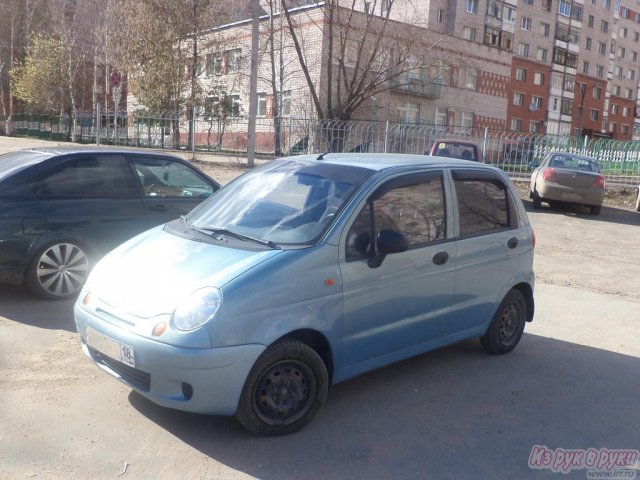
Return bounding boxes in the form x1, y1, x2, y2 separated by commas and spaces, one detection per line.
618, 47, 626, 58
460, 111, 474, 128
590, 109, 599, 121
511, 118, 522, 131
598, 42, 607, 55
627, 88, 634, 100
518, 43, 529, 57
623, 105, 631, 117
257, 93, 267, 117
621, 124, 629, 135
587, 15, 594, 28
613, 85, 621, 96
561, 99, 573, 115
582, 61, 589, 74
549, 97, 560, 113
585, 37, 592, 50
437, 8, 445, 22
596, 65, 604, 78
466, 0, 478, 14
281, 90, 291, 116
206, 53, 223, 76
532, 96, 543, 110
629, 70, 636, 81
633, 51, 638, 61
463, 26, 476, 41
615, 66, 624, 79
513, 92, 524, 106
534, 72, 545, 85
435, 107, 448, 126
398, 102, 421, 124
601, 20, 608, 33
459, 68, 478, 89
621, 27, 628, 38
553, 48, 577, 67
503, 6, 515, 22
593, 85, 602, 99
515, 67, 527, 81
564, 75, 575, 91
530, 121, 541, 133
226, 49, 242, 72
540, 23, 550, 36
558, 0, 571, 16
537, 48, 547, 62
521, 17, 532, 30
611, 103, 619, 114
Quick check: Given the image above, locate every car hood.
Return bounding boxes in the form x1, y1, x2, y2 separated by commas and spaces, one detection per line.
87, 226, 283, 318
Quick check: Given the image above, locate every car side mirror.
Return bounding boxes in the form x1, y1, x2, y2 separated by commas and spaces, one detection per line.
368, 229, 408, 268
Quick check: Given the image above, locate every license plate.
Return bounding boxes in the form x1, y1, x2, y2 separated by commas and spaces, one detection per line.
561, 192, 582, 201
86, 326, 135, 367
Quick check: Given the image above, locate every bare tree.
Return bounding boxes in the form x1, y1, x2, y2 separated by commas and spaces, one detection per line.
281, 0, 452, 122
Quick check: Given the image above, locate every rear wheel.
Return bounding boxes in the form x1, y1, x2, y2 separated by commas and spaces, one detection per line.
26, 242, 90, 300
590, 205, 602, 216
635, 189, 640, 212
480, 290, 527, 355
531, 191, 542, 209
236, 339, 329, 436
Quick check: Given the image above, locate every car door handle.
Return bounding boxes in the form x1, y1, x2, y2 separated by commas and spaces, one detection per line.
507, 237, 519, 249
148, 204, 169, 212
433, 251, 449, 265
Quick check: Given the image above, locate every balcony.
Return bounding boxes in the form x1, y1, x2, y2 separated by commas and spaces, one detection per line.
390, 77, 442, 99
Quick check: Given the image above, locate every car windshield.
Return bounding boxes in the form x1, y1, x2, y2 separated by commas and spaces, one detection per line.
187, 160, 375, 246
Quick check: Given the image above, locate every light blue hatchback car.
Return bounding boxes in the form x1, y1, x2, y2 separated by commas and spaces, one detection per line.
74, 153, 535, 436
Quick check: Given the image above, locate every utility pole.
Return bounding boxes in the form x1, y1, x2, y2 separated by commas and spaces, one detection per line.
247, 0, 260, 168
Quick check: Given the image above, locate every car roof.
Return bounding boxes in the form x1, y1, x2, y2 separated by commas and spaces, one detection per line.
290, 152, 488, 172
431, 139, 477, 146
0, 147, 182, 181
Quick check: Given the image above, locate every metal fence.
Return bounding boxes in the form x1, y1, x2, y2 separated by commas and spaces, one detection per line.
3, 113, 640, 186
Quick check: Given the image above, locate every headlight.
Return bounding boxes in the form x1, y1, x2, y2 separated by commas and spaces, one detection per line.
172, 287, 222, 331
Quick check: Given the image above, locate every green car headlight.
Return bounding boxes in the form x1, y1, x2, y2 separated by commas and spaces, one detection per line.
172, 287, 223, 331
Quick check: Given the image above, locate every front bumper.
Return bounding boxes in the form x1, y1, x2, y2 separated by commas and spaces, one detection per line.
74, 304, 265, 416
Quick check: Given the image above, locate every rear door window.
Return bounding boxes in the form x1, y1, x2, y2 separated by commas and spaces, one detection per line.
2, 155, 138, 197
452, 170, 518, 237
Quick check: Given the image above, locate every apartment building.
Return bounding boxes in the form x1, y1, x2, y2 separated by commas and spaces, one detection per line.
198, 0, 640, 140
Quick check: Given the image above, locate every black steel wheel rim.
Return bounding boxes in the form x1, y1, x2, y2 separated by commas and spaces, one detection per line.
498, 303, 520, 344
253, 360, 316, 425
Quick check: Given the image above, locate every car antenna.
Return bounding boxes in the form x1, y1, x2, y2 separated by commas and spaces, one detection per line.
316, 152, 330, 161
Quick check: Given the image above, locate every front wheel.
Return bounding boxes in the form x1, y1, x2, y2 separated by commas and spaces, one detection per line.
590, 205, 602, 216
531, 191, 542, 209
26, 242, 90, 300
480, 290, 527, 355
236, 339, 329, 436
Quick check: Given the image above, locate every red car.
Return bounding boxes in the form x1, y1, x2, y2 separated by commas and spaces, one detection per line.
426, 139, 480, 162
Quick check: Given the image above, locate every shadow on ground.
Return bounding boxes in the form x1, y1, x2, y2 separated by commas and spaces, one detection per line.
0, 284, 77, 332
129, 334, 640, 479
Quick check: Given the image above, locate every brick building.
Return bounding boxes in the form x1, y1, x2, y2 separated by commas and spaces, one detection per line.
191, 0, 640, 141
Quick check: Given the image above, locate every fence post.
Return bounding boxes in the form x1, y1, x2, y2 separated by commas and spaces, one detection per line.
482, 127, 488, 163
384, 121, 389, 153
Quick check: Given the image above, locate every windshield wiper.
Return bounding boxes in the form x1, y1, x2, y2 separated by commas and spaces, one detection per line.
192, 224, 280, 249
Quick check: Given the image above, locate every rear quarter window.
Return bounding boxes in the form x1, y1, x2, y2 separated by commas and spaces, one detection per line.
452, 170, 518, 237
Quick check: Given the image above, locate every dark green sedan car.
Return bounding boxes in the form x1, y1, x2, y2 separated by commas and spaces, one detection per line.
0, 147, 220, 299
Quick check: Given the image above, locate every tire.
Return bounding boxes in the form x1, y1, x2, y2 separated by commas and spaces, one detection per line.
480, 290, 527, 355
532, 191, 542, 209
26, 241, 90, 300
590, 205, 602, 216
236, 339, 329, 436
635, 189, 640, 212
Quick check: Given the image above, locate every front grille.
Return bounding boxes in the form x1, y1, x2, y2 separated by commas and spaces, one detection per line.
89, 347, 151, 392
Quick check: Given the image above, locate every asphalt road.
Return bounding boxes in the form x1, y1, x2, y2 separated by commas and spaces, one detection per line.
1, 138, 639, 480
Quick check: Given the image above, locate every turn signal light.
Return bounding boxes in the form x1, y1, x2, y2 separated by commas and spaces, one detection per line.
152, 322, 168, 337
